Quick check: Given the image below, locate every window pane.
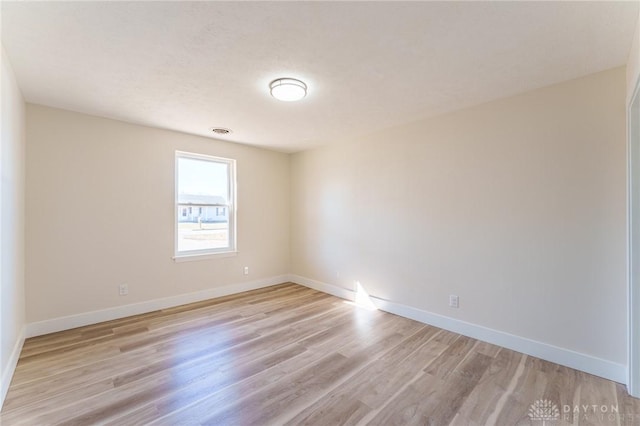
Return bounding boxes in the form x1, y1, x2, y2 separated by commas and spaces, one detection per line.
177, 206, 229, 252
177, 157, 228, 203
176, 156, 230, 253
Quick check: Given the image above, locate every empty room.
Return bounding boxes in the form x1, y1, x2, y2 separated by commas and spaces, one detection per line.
2, 1, 640, 425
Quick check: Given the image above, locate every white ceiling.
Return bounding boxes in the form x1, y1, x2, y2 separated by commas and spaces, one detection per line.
2, 1, 639, 153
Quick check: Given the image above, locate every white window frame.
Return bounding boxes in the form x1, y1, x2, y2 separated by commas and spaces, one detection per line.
174, 151, 237, 260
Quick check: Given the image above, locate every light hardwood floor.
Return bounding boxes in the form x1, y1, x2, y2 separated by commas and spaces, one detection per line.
2, 283, 639, 425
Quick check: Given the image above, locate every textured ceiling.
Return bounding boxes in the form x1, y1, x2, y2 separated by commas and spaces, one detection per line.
2, 1, 639, 152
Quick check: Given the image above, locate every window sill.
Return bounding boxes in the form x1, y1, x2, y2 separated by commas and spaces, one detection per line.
173, 251, 238, 263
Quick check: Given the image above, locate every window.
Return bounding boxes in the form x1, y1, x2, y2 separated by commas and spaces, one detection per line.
175, 151, 236, 258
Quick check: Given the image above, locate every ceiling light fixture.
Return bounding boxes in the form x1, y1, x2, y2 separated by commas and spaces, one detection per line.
269, 78, 307, 102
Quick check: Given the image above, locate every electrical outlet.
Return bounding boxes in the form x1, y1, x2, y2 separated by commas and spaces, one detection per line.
449, 294, 459, 308
243, 266, 249, 275
119, 284, 128, 296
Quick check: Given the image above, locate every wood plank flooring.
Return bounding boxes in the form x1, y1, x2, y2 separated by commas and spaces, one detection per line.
2, 283, 640, 425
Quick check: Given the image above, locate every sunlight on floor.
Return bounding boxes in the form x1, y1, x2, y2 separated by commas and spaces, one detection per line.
344, 281, 378, 311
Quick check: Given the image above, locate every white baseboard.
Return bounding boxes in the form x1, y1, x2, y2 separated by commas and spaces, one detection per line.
25, 275, 290, 338
289, 275, 626, 384
20, 273, 628, 385
1, 326, 25, 410
288, 274, 356, 301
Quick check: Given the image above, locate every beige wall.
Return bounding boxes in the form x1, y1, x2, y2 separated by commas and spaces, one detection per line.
291, 67, 627, 365
1, 47, 26, 401
25, 105, 290, 323
627, 7, 640, 104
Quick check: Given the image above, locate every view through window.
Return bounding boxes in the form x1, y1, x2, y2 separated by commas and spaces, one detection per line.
175, 151, 235, 256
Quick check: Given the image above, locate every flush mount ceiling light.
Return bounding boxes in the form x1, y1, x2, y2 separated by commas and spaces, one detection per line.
269, 78, 307, 102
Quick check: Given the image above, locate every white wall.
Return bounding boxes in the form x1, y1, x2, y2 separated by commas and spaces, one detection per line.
0, 47, 26, 406
291, 67, 627, 372
626, 6, 640, 396
25, 105, 290, 324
